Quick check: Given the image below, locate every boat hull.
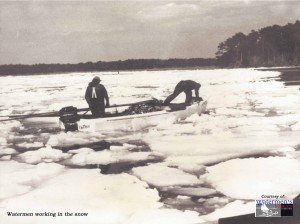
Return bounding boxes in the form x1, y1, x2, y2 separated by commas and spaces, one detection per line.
23, 101, 207, 132
76, 100, 207, 132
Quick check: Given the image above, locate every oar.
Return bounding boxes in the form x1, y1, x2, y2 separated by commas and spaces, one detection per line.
0, 111, 59, 118
0, 115, 59, 122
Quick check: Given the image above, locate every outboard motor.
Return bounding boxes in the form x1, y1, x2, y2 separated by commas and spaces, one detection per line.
59, 106, 80, 132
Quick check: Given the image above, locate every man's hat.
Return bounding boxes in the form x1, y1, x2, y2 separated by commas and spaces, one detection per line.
92, 76, 101, 82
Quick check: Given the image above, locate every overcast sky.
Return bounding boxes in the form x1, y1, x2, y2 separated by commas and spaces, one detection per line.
0, 0, 299, 65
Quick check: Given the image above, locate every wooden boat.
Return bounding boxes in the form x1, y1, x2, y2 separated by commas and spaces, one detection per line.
74, 100, 207, 132
7, 99, 208, 132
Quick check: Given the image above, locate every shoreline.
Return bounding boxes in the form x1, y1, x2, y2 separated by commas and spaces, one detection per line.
257, 67, 300, 86
1, 65, 300, 77
0, 66, 218, 77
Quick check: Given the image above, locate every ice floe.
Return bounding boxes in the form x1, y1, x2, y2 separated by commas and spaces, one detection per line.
17, 141, 44, 149
69, 148, 162, 166
0, 147, 18, 156
47, 131, 106, 148
0, 161, 64, 200
0, 169, 168, 224
160, 187, 217, 197
18, 146, 71, 164
132, 163, 203, 187
202, 200, 254, 221
0, 137, 7, 146
203, 157, 300, 200
203, 196, 230, 208
0, 155, 12, 161
271, 146, 296, 157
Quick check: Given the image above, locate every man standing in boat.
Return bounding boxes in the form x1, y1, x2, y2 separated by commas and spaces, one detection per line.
164, 80, 201, 105
85, 76, 109, 117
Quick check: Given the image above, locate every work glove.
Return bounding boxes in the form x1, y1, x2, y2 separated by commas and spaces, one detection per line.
196, 97, 203, 102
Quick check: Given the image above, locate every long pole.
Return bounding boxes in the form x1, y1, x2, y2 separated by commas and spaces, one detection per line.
77, 99, 155, 112
0, 99, 157, 122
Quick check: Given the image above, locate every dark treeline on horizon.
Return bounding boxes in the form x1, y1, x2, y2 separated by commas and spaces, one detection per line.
216, 21, 300, 67
0, 58, 215, 76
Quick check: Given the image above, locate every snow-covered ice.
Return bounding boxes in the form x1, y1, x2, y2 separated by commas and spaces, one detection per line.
0, 161, 64, 200
0, 147, 18, 156
69, 148, 162, 166
0, 68, 299, 223
18, 146, 71, 164
202, 200, 254, 222
132, 163, 203, 187
203, 157, 300, 200
160, 187, 217, 197
17, 141, 44, 149
0, 168, 204, 224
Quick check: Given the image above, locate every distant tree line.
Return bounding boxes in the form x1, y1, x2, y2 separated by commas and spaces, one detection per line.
216, 21, 300, 67
0, 58, 215, 76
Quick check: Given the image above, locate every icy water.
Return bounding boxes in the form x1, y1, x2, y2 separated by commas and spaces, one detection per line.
0, 68, 300, 224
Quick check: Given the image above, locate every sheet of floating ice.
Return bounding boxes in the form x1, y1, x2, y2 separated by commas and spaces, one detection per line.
0, 170, 162, 224
17, 141, 44, 149
14, 134, 36, 139
214, 108, 263, 116
160, 187, 217, 197
0, 147, 18, 156
120, 151, 162, 162
110, 143, 136, 151
47, 131, 106, 147
292, 122, 300, 131
70, 149, 117, 165
132, 163, 202, 187
143, 127, 299, 167
202, 200, 254, 222
70, 147, 162, 166
255, 95, 300, 112
203, 197, 230, 208
271, 146, 295, 157
0, 155, 12, 161
0, 161, 64, 200
145, 134, 265, 157
175, 163, 206, 175
0, 137, 7, 146
203, 157, 300, 200
0, 121, 21, 134
68, 147, 94, 154
166, 153, 244, 168
18, 146, 71, 164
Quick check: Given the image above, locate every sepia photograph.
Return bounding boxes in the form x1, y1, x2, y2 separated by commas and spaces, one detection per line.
0, 0, 300, 223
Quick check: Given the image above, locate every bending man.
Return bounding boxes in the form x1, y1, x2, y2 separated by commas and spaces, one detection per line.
164, 80, 201, 105
85, 76, 109, 117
